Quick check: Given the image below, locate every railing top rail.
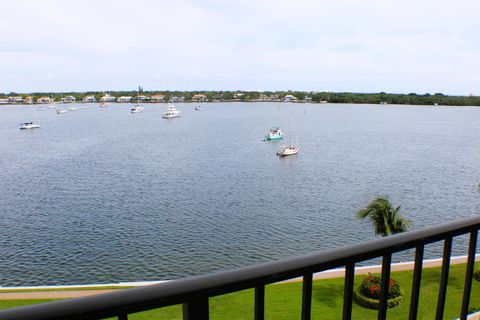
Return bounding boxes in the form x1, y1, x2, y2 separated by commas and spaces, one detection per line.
1, 215, 479, 320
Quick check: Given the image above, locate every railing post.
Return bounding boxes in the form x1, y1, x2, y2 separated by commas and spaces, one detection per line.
461, 230, 478, 319
183, 296, 209, 320
255, 285, 265, 320
378, 252, 392, 320
342, 263, 355, 320
409, 244, 424, 320
301, 273, 313, 320
435, 237, 452, 320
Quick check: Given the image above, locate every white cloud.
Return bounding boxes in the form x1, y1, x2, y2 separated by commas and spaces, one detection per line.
0, 0, 479, 94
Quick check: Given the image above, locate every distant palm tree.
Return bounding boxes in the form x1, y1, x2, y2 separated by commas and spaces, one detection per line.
356, 196, 411, 237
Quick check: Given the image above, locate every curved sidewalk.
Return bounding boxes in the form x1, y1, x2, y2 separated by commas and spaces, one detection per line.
1, 255, 478, 300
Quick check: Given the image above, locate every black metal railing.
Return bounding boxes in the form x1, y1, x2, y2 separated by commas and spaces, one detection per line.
0, 215, 479, 320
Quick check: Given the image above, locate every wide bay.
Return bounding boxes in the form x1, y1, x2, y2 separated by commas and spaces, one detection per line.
1, 102, 479, 286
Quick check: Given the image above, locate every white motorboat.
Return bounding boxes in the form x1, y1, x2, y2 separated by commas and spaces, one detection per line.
276, 146, 299, 156
19, 122, 40, 130
194, 105, 203, 111
69, 107, 79, 111
130, 87, 144, 113
20, 109, 41, 129
57, 109, 68, 114
99, 102, 108, 108
162, 103, 181, 118
131, 104, 144, 113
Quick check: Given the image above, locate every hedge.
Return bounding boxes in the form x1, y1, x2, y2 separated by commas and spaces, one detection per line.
473, 269, 480, 282
353, 287, 404, 309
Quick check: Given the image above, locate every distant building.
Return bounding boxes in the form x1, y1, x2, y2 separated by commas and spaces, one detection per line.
283, 94, 298, 102
258, 94, 269, 101
137, 95, 149, 102
117, 96, 132, 102
233, 93, 244, 100
303, 96, 312, 102
37, 96, 52, 104
169, 96, 185, 102
150, 94, 165, 102
100, 94, 116, 102
192, 94, 207, 102
83, 95, 97, 103
24, 96, 33, 104
0, 98, 9, 104
8, 96, 24, 104
65, 96, 76, 103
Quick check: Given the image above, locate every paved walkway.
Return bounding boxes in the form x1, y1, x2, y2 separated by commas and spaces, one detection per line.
0, 255, 478, 300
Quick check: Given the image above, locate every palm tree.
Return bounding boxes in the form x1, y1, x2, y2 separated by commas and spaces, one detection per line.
356, 196, 411, 237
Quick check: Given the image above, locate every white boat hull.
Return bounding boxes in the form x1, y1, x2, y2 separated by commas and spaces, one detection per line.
277, 146, 299, 156
162, 104, 181, 118
20, 124, 40, 129
162, 113, 180, 118
131, 106, 144, 113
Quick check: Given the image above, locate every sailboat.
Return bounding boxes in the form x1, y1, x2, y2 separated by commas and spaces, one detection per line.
20, 109, 40, 129
131, 88, 144, 113
277, 117, 298, 156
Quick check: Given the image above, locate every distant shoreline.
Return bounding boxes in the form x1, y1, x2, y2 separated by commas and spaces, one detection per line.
1, 90, 479, 107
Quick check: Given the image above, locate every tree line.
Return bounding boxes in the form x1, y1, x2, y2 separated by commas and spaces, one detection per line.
1, 90, 480, 106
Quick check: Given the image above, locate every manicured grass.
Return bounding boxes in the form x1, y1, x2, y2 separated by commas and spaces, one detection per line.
1, 264, 479, 319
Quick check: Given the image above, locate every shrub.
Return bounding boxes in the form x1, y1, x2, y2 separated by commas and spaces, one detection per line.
469, 306, 480, 313
473, 269, 480, 282
359, 273, 401, 299
353, 273, 404, 309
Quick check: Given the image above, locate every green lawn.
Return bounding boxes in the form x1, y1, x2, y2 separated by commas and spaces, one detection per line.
1, 264, 479, 319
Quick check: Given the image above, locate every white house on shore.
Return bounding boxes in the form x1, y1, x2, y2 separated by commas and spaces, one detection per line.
37, 96, 52, 104
8, 96, 24, 104
83, 95, 97, 103
169, 96, 185, 103
100, 94, 116, 102
283, 94, 298, 102
0, 98, 9, 104
117, 96, 132, 102
62, 96, 76, 103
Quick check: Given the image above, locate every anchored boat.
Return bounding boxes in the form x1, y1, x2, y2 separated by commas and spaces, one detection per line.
19, 122, 40, 130
277, 146, 299, 156
131, 104, 144, 113
263, 127, 284, 141
162, 103, 181, 118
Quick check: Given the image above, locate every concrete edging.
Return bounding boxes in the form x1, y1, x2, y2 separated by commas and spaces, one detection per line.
0, 254, 478, 300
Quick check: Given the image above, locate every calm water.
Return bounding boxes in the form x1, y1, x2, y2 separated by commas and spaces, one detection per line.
1, 102, 479, 286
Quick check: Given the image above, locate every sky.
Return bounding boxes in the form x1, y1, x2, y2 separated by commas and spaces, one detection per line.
1, 0, 479, 95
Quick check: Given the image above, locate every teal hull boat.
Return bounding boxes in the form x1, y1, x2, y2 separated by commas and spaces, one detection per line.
263, 127, 284, 141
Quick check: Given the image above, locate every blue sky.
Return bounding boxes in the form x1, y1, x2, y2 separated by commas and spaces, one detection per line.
1, 0, 479, 95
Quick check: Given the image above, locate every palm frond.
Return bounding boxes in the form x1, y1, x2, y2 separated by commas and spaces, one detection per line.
356, 196, 411, 237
